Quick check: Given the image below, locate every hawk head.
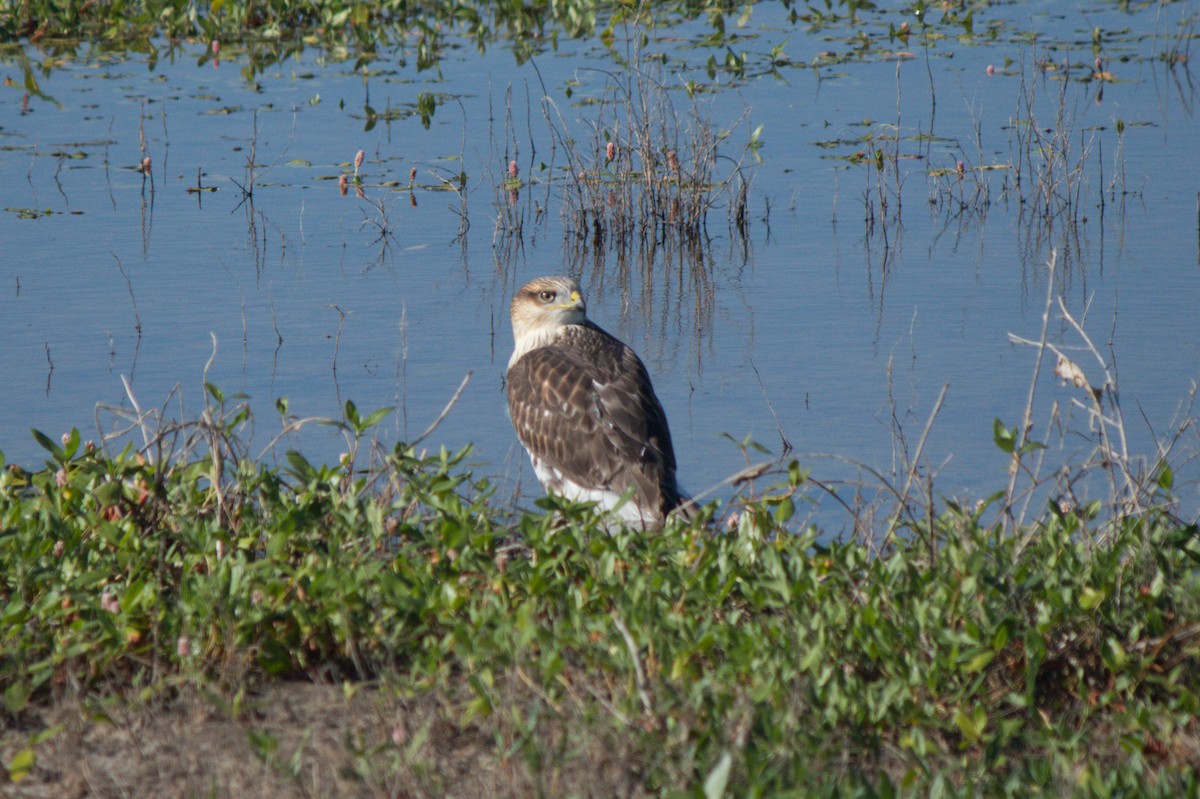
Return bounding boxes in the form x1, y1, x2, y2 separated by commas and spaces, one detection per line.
509, 276, 588, 363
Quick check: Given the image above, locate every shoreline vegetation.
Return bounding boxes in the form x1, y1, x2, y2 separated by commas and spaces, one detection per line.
1, 381, 1199, 796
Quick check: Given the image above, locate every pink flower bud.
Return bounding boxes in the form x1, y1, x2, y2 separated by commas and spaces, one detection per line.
177, 636, 191, 657
354, 150, 364, 176
211, 40, 220, 56
508, 160, 519, 179
338, 174, 348, 196
606, 141, 615, 163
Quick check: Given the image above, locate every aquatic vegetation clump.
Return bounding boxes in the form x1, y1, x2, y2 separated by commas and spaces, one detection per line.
544, 50, 756, 265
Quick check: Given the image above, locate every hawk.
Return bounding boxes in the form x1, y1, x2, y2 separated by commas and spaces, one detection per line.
506, 276, 691, 530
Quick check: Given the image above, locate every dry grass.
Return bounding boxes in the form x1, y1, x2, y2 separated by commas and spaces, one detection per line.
3, 678, 657, 799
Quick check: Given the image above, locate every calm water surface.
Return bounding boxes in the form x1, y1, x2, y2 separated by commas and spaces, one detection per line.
4, 1, 1200, 529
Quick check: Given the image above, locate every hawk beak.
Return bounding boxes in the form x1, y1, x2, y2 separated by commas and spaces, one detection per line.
553, 291, 584, 312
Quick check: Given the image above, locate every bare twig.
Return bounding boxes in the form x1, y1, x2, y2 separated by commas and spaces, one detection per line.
410, 371, 473, 449
884, 382, 949, 545
612, 612, 654, 721
1003, 249, 1058, 534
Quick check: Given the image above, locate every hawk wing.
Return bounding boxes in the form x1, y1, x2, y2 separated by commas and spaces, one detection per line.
506, 326, 679, 518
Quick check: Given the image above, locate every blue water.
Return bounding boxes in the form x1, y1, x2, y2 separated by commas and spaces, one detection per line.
3, 1, 1199, 531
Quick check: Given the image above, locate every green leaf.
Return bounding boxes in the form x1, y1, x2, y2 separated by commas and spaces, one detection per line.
961, 650, 995, 674
1102, 637, 1128, 671
247, 729, 278, 762
1078, 586, 1106, 610
703, 751, 733, 799
953, 706, 986, 743
361, 405, 395, 430
787, 459, 806, 487
1156, 462, 1174, 490
992, 418, 1016, 454
285, 451, 316, 482
31, 429, 64, 462
62, 428, 80, 459
96, 480, 124, 506
773, 496, 795, 523
7, 748, 35, 782
3, 681, 29, 714
30, 724, 64, 746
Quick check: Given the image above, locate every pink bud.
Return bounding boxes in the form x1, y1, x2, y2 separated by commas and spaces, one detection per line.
986, 64, 995, 76
508, 160, 519, 179
409, 166, 417, 184
211, 40, 220, 56
55, 468, 67, 487
606, 141, 616, 163
354, 150, 364, 176
338, 174, 348, 196
177, 636, 191, 657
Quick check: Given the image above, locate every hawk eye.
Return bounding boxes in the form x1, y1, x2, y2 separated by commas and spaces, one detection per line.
538, 290, 556, 302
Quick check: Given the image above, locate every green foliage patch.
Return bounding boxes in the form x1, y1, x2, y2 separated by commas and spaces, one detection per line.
2, 403, 1199, 795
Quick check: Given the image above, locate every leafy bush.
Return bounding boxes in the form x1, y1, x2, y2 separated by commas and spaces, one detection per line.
2, 403, 1199, 795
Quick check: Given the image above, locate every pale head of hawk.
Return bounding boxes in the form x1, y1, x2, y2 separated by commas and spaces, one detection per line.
506, 276, 690, 530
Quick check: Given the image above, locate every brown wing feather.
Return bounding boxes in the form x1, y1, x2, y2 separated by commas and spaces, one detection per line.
506, 323, 681, 518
